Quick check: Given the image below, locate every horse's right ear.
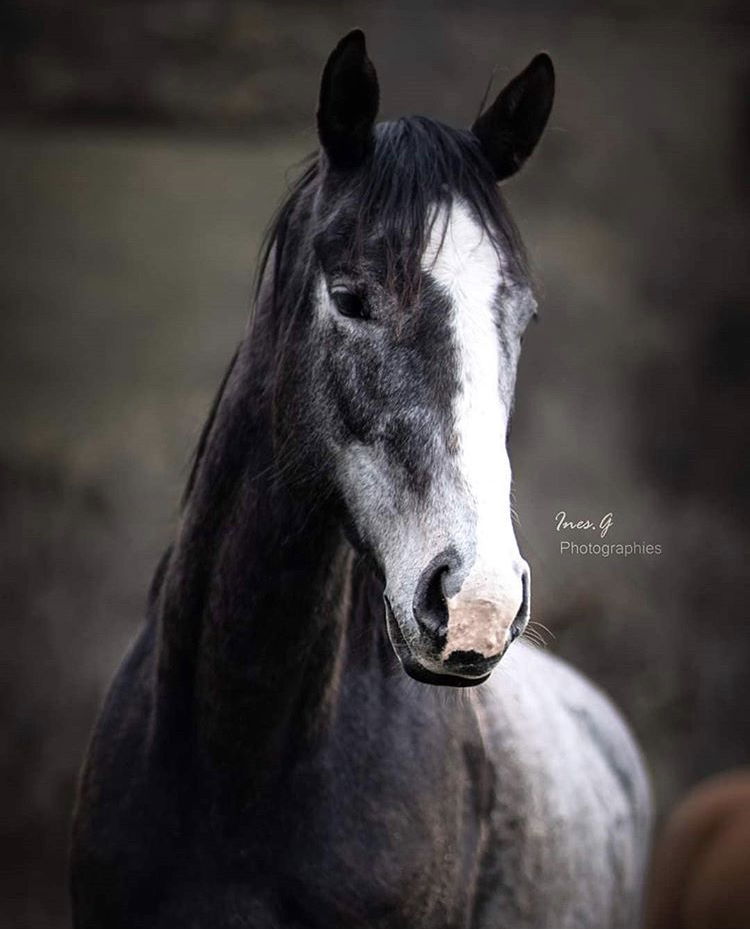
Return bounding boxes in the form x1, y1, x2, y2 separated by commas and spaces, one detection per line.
317, 29, 379, 171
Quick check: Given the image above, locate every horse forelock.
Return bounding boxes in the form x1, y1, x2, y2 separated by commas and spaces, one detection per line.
253, 117, 528, 320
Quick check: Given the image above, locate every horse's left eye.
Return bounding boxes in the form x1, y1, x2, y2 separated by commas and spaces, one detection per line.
331, 290, 369, 321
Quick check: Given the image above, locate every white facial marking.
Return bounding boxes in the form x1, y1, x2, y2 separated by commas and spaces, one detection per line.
422, 200, 526, 658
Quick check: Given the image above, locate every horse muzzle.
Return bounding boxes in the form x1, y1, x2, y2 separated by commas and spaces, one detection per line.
384, 558, 530, 687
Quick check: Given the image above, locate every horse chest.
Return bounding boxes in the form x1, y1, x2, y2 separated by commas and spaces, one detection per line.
270, 801, 481, 929
230, 716, 490, 928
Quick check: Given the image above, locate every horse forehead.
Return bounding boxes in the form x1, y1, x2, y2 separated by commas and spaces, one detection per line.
421, 201, 502, 303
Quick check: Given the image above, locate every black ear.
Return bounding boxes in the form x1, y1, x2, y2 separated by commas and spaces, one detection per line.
471, 53, 555, 182
317, 29, 380, 171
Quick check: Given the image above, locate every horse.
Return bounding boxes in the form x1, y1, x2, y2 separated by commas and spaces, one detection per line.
645, 768, 750, 929
70, 30, 651, 929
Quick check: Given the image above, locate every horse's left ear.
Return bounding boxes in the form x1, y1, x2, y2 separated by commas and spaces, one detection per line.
472, 53, 555, 182
317, 29, 380, 171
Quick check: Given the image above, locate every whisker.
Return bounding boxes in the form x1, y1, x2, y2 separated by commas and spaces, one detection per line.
528, 620, 555, 642
521, 629, 545, 650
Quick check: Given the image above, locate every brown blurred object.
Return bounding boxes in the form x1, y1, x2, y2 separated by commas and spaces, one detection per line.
645, 769, 750, 929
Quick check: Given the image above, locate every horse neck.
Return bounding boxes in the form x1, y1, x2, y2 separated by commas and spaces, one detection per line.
153, 301, 370, 783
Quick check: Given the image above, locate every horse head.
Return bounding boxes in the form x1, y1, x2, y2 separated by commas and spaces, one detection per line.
269, 30, 554, 686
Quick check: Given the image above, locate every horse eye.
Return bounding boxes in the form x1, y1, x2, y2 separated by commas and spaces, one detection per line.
331, 289, 369, 321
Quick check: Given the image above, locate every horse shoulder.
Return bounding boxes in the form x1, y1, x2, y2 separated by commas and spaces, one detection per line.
470, 643, 651, 928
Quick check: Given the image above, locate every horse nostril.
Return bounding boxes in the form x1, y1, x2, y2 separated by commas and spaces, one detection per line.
417, 564, 449, 638
413, 550, 458, 641
510, 568, 530, 642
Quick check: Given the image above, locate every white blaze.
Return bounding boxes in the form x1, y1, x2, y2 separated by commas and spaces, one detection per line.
422, 200, 526, 658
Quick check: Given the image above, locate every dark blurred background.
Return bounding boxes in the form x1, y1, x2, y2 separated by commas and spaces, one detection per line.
1, 2, 748, 925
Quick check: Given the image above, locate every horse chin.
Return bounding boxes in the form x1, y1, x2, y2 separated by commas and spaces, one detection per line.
384, 597, 491, 689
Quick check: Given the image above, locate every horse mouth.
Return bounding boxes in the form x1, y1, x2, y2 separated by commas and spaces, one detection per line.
384, 597, 491, 688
